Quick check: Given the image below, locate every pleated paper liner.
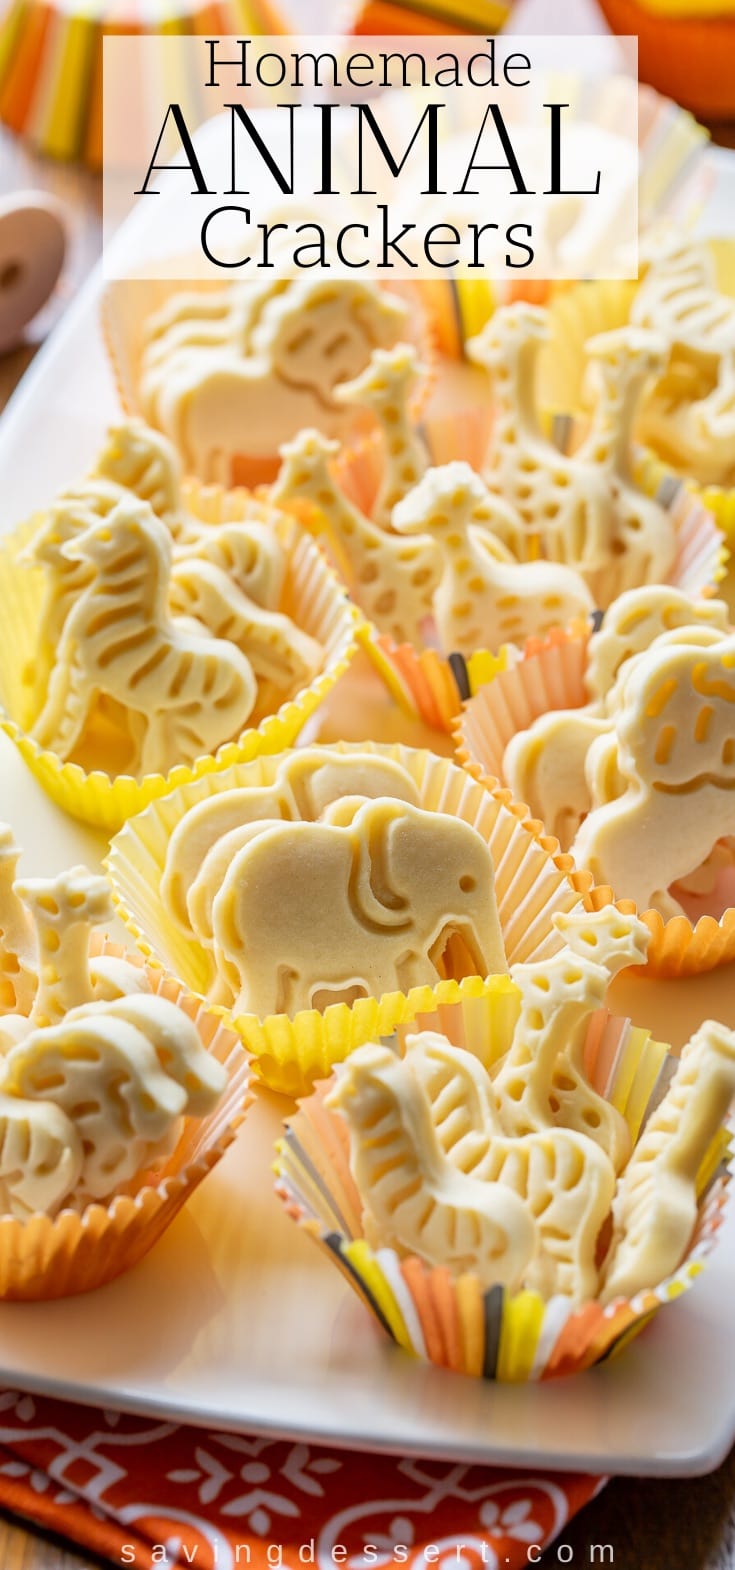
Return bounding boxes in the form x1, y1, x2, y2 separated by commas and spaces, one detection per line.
0, 932, 252, 1301
106, 739, 594, 1096
274, 983, 732, 1382
0, 498, 361, 834
328, 402, 726, 733
542, 237, 735, 424
401, 79, 710, 361
102, 277, 436, 492
454, 621, 735, 978
0, 0, 288, 169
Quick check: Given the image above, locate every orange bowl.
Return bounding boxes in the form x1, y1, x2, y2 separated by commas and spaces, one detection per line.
598, 0, 735, 121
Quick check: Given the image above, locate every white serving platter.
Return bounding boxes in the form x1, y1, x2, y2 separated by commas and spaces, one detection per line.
1, 149, 735, 1478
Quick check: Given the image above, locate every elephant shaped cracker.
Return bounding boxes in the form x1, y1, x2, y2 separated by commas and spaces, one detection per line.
572, 632, 735, 917
30, 499, 257, 778
139, 277, 407, 484
328, 1042, 536, 1288
272, 428, 441, 647
0, 994, 227, 1201
211, 796, 505, 1017
602, 1019, 735, 1303
392, 461, 593, 655
161, 749, 421, 939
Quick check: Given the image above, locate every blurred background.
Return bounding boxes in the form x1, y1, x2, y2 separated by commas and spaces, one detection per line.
0, 0, 734, 407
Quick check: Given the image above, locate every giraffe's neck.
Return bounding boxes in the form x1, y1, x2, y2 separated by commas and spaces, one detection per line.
584, 362, 648, 480
28, 914, 93, 1025
493, 337, 543, 444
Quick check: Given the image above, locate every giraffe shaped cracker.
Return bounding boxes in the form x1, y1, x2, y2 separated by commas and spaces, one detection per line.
404, 1032, 615, 1302
0, 993, 226, 1202
327, 1042, 536, 1287
211, 796, 504, 1017
469, 307, 676, 591
577, 328, 676, 590
468, 304, 613, 567
488, 906, 644, 1173
30, 500, 257, 778
601, 1019, 735, 1304
272, 429, 441, 646
572, 632, 735, 918
392, 462, 593, 656
14, 867, 147, 1030
334, 343, 430, 527
0, 828, 35, 1014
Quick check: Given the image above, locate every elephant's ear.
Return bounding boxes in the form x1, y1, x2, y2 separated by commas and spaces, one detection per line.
349, 800, 415, 933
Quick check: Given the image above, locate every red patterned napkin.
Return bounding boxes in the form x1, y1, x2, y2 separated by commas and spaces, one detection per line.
0, 1387, 604, 1567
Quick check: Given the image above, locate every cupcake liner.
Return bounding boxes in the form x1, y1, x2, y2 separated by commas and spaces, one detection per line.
455, 622, 735, 978
335, 401, 725, 732
102, 278, 436, 493
106, 739, 594, 1096
543, 237, 735, 465
274, 984, 731, 1382
0, 932, 251, 1301
0, 500, 361, 833
0, 0, 286, 168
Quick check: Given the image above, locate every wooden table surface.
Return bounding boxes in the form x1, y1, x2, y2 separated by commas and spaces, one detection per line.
3, 121, 735, 1570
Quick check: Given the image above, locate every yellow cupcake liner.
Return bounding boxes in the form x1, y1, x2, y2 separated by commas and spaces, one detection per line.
542, 240, 735, 531
0, 499, 362, 833
330, 401, 726, 730
102, 278, 436, 492
106, 739, 595, 1096
274, 983, 731, 1382
455, 621, 735, 978
0, 932, 252, 1301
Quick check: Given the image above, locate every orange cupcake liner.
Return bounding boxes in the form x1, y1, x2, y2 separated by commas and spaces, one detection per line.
455, 621, 735, 978
0, 933, 252, 1301
274, 985, 731, 1382
0, 498, 361, 833
106, 739, 597, 1096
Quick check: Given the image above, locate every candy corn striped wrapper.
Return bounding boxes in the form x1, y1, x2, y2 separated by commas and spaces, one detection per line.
274, 982, 732, 1382
334, 408, 725, 733
0, 499, 361, 833
107, 739, 598, 1096
411, 80, 710, 360
0, 0, 287, 169
0, 932, 251, 1301
455, 621, 735, 978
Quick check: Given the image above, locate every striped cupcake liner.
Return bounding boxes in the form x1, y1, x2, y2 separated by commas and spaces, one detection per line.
0, 932, 252, 1301
106, 739, 595, 1096
455, 620, 735, 978
275, 984, 732, 1382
